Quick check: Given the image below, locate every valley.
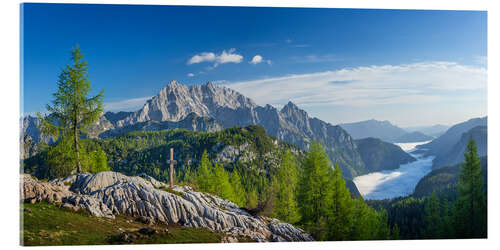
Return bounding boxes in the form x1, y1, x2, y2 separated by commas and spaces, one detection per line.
353, 141, 434, 200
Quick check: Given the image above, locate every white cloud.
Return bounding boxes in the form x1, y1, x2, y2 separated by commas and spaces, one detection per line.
285, 39, 292, 44
216, 48, 243, 65
104, 96, 152, 112
187, 48, 243, 67
266, 60, 272, 65
224, 61, 487, 108
250, 55, 263, 64
187, 73, 195, 77
187, 52, 216, 65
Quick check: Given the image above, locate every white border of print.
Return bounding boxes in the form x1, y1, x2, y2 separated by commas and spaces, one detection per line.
1, 1, 497, 250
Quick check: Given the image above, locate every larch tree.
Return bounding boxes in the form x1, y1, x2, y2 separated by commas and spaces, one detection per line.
229, 170, 247, 207
327, 162, 354, 240
38, 45, 104, 173
297, 141, 334, 240
274, 150, 300, 224
196, 150, 214, 192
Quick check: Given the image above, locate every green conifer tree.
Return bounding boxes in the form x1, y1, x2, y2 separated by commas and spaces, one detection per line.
453, 137, 487, 238
196, 150, 214, 192
424, 193, 441, 238
327, 163, 354, 240
230, 170, 247, 207
274, 150, 300, 224
297, 141, 334, 240
38, 45, 104, 173
213, 163, 235, 201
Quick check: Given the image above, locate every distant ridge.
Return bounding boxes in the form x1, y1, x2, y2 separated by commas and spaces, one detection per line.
339, 119, 432, 143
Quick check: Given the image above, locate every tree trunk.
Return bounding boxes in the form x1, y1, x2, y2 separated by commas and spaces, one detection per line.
74, 122, 82, 173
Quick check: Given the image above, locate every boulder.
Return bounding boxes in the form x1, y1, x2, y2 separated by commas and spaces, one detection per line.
21, 172, 314, 242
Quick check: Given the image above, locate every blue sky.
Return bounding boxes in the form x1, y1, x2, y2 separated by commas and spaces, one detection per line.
21, 3, 487, 127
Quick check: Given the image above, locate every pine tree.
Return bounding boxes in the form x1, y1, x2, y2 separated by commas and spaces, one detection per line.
297, 141, 334, 240
453, 137, 487, 238
441, 197, 454, 238
38, 45, 104, 173
274, 150, 300, 224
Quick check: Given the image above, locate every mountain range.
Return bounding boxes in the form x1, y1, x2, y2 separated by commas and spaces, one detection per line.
23, 81, 369, 178
22, 80, 483, 180
339, 119, 434, 143
416, 116, 487, 169
404, 124, 450, 138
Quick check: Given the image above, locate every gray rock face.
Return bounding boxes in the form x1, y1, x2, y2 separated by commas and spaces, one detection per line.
118, 81, 258, 126
21, 171, 313, 242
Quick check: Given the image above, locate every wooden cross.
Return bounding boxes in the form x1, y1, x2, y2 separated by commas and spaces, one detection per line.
166, 148, 177, 188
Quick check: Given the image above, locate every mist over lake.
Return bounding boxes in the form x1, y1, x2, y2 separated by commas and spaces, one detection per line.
353, 141, 434, 200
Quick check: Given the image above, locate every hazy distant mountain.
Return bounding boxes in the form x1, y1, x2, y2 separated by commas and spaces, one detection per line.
340, 119, 407, 141
355, 137, 416, 172
432, 125, 487, 169
339, 119, 432, 143
417, 117, 487, 162
404, 124, 450, 138
393, 131, 433, 143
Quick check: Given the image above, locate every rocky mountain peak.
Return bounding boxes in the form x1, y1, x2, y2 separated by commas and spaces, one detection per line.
280, 101, 309, 120
204, 81, 216, 89
167, 80, 181, 88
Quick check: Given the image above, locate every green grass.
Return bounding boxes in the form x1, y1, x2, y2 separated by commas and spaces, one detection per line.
22, 202, 252, 246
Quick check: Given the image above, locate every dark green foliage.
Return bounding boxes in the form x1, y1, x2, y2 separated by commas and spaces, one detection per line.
24, 138, 109, 180
424, 193, 442, 238
297, 142, 390, 240
453, 137, 487, 238
413, 156, 487, 199
355, 137, 416, 172
297, 142, 334, 239
37, 46, 104, 173
350, 198, 390, 240
385, 197, 427, 239
371, 139, 487, 240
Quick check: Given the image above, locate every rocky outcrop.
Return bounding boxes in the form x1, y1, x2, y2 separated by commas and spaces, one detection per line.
21, 171, 313, 242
